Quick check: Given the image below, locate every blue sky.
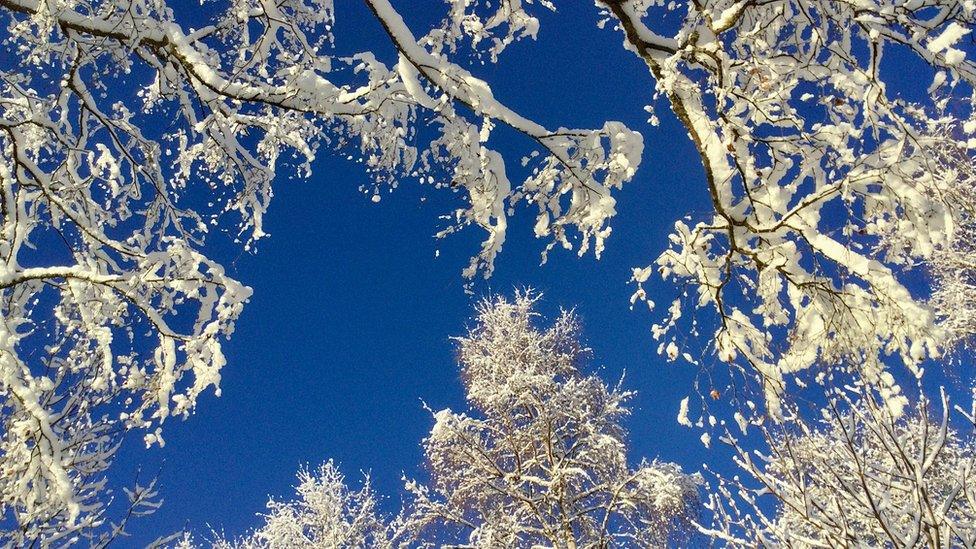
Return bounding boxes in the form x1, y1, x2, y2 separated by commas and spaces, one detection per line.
114, 2, 744, 543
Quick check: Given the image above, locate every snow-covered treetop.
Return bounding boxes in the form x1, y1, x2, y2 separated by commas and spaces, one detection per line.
401, 293, 700, 548
175, 294, 698, 548
209, 461, 391, 549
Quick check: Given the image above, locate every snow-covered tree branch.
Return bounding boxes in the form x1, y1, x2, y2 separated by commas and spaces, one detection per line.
704, 385, 976, 547
614, 0, 976, 416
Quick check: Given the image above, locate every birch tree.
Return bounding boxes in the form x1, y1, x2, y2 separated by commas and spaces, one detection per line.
400, 293, 700, 548
210, 462, 392, 549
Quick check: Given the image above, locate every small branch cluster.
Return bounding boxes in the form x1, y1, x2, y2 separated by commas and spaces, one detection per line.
705, 386, 976, 547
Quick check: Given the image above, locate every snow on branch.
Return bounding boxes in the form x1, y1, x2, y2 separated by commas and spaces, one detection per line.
612, 0, 976, 416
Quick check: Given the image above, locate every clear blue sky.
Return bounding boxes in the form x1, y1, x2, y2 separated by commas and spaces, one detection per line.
113, 2, 743, 543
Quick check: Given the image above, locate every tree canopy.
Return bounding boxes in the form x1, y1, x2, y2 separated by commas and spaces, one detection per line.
2, 0, 976, 545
